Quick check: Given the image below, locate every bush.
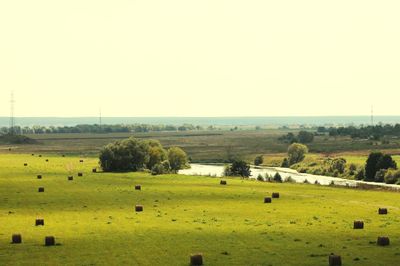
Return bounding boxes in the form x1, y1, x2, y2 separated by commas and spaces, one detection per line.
281, 158, 290, 168
257, 174, 264, 181
384, 169, 400, 184
355, 168, 365, 180
287, 143, 308, 165
224, 160, 251, 177
254, 155, 263, 166
273, 172, 282, 183
374, 169, 387, 183
329, 158, 346, 175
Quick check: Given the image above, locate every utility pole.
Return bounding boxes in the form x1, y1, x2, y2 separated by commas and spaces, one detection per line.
9, 91, 15, 135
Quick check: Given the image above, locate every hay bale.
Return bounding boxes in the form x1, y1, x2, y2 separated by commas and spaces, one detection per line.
38, 187, 45, 192
45, 236, 55, 246
92, 168, 97, 173
135, 205, 143, 212
35, 219, 44, 226
264, 197, 272, 203
378, 208, 388, 215
220, 180, 227, 185
78, 173, 83, 177
62, 154, 65, 157
377, 236, 390, 246
68, 176, 73, 181
272, 192, 280, 198
190, 254, 203, 266
24, 163, 28, 166
9, 148, 11, 151
353, 221, 364, 229
80, 159, 84, 163
31, 153, 34, 156
39, 155, 42, 157
37, 175, 42, 179
46, 159, 49, 162
328, 254, 342, 266
12, 234, 22, 244
135, 185, 141, 190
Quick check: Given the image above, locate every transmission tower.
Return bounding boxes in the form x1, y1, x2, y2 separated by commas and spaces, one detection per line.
9, 91, 15, 135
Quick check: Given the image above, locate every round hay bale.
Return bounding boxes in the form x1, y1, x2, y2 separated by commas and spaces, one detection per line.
35, 219, 44, 226
264, 197, 272, 203
45, 236, 55, 246
377, 236, 390, 246
38, 187, 45, 192
45, 159, 49, 162
135, 185, 141, 190
78, 173, 83, 177
24, 163, 28, 166
92, 168, 97, 173
39, 155, 42, 157
328, 253, 342, 266
62, 154, 65, 157
353, 220, 364, 229
37, 175, 42, 179
190, 254, 203, 266
9, 148, 11, 151
68, 176, 73, 181
220, 180, 227, 185
12, 234, 22, 244
272, 192, 280, 198
378, 208, 388, 215
80, 159, 84, 163
31, 153, 34, 156
135, 205, 143, 212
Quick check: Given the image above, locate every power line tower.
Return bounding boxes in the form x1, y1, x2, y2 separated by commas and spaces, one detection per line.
371, 105, 374, 126
9, 91, 15, 135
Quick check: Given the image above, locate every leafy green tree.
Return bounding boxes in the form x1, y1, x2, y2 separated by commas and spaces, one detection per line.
254, 155, 263, 166
224, 160, 251, 177
146, 140, 167, 169
365, 152, 396, 181
287, 143, 308, 165
273, 172, 282, 182
329, 158, 346, 175
168, 147, 189, 172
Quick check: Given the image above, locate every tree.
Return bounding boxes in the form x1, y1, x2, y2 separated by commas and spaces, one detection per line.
298, 131, 314, 144
168, 147, 189, 172
281, 158, 290, 168
287, 143, 308, 165
99, 137, 150, 172
146, 140, 167, 169
254, 155, 263, 166
365, 152, 396, 181
329, 158, 346, 175
224, 160, 251, 177
273, 172, 282, 182
365, 152, 383, 181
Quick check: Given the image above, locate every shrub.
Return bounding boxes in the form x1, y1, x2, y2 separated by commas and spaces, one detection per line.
254, 155, 263, 166
281, 158, 290, 168
355, 168, 365, 180
224, 160, 251, 177
329, 158, 346, 174
384, 169, 400, 184
287, 143, 308, 165
374, 169, 387, 183
273, 172, 282, 183
257, 174, 264, 181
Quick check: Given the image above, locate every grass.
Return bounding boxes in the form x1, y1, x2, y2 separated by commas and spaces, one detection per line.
1, 154, 400, 265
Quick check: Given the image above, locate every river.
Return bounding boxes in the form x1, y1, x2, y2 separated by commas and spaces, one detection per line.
179, 164, 400, 190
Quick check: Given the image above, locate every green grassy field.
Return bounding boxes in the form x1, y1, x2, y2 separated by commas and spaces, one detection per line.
1, 154, 400, 265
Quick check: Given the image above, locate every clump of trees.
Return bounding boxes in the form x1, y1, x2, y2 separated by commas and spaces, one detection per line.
279, 131, 314, 144
319, 124, 400, 140
99, 137, 189, 174
224, 160, 251, 177
363, 152, 397, 182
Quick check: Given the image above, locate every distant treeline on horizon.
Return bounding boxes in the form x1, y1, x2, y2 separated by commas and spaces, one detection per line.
1, 116, 400, 127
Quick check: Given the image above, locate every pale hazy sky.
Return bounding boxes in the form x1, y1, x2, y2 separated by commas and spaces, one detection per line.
0, 1, 399, 117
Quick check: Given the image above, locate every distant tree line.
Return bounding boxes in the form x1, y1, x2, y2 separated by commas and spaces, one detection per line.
0, 123, 216, 135
279, 131, 315, 144
318, 124, 400, 140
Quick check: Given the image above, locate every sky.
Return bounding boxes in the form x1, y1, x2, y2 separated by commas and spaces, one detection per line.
0, 0, 399, 117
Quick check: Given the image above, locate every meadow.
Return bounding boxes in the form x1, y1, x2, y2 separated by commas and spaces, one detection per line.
1, 154, 400, 265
